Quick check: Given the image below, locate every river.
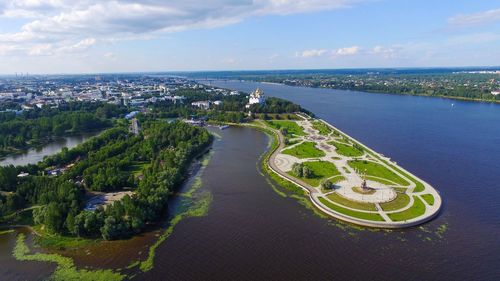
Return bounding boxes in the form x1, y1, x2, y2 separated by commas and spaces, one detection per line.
1, 82, 500, 280
0, 133, 98, 167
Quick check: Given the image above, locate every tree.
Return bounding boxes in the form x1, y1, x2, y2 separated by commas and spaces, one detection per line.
292, 163, 303, 177
321, 180, 333, 190
302, 166, 312, 178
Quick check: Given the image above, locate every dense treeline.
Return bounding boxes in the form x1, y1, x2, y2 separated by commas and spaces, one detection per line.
246, 73, 500, 102
0, 103, 125, 156
0, 121, 212, 240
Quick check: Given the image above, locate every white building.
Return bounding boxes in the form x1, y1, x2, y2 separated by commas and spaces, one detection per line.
246, 88, 265, 108
491, 90, 500, 96
191, 101, 211, 110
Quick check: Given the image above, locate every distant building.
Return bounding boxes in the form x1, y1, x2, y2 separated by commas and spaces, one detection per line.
17, 172, 29, 178
125, 111, 139, 120
491, 90, 500, 96
213, 100, 223, 106
191, 101, 211, 110
246, 88, 265, 108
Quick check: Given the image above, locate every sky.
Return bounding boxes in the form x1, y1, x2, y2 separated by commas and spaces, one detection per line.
0, 0, 499, 74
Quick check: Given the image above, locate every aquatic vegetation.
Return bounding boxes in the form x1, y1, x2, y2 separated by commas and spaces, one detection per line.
139, 191, 212, 272
0, 229, 14, 235
13, 234, 125, 281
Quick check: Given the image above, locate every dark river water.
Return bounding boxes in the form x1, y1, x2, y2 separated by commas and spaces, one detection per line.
1, 82, 500, 280
0, 133, 98, 166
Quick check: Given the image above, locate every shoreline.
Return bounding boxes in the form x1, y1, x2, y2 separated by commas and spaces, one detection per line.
210, 79, 500, 105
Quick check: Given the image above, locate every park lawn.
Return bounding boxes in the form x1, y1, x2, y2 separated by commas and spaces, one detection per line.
330, 141, 364, 157
321, 176, 346, 193
267, 120, 305, 136
388, 196, 426, 221
282, 142, 325, 159
256, 113, 300, 120
348, 160, 410, 186
421, 194, 435, 206
289, 161, 340, 187
318, 198, 384, 221
365, 176, 396, 186
380, 193, 410, 211
326, 193, 377, 211
366, 150, 426, 192
311, 121, 332, 136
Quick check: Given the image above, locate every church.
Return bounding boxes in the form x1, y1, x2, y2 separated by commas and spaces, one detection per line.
246, 88, 266, 108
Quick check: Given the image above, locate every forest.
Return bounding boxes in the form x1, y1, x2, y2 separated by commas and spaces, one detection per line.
0, 121, 212, 240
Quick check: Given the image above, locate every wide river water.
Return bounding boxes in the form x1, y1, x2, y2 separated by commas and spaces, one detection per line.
1, 82, 500, 280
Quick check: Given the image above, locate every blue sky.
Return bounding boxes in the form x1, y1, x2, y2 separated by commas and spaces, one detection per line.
0, 0, 499, 74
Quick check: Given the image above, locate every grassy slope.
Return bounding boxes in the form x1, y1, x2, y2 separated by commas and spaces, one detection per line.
380, 193, 410, 211
348, 160, 410, 186
421, 194, 435, 206
291, 161, 341, 187
282, 142, 325, 159
326, 193, 377, 211
311, 121, 332, 136
266, 120, 305, 136
330, 141, 364, 157
318, 198, 384, 221
388, 196, 426, 221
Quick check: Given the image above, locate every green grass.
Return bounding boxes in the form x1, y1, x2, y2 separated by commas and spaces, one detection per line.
364, 176, 396, 186
0, 229, 14, 235
289, 161, 341, 186
13, 233, 125, 281
421, 194, 435, 206
326, 193, 377, 211
255, 113, 300, 120
380, 193, 410, 211
330, 141, 364, 157
33, 226, 97, 250
388, 196, 426, 221
282, 142, 325, 159
365, 151, 426, 192
318, 198, 384, 221
266, 120, 305, 136
311, 121, 332, 136
348, 160, 410, 186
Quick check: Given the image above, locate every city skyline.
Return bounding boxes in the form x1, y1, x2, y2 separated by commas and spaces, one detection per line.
0, 0, 499, 74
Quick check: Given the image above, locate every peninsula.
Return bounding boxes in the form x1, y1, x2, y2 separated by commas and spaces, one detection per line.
254, 113, 441, 228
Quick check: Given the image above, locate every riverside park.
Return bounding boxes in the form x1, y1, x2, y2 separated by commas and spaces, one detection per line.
256, 113, 441, 228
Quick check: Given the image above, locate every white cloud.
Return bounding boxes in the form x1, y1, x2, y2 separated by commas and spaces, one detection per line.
0, 0, 360, 57
28, 43, 52, 56
296, 49, 328, 58
334, 45, 359, 56
448, 8, 500, 26
104, 52, 116, 59
369, 45, 399, 58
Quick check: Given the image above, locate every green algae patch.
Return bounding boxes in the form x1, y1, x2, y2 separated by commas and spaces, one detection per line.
13, 233, 125, 281
0, 229, 14, 235
139, 191, 212, 272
